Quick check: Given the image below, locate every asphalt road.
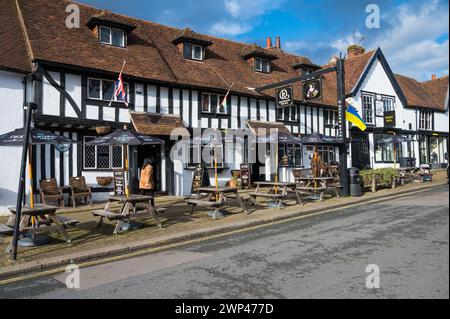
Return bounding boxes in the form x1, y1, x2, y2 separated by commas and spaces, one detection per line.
0, 185, 448, 299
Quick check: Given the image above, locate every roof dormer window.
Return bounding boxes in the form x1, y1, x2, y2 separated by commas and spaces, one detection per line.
87, 12, 136, 49
254, 57, 271, 73
183, 43, 205, 61
99, 26, 125, 47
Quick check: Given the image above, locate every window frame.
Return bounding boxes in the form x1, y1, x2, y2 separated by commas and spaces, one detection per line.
87, 77, 129, 102
99, 26, 126, 48
83, 136, 124, 171
254, 57, 271, 73
183, 43, 205, 61
202, 93, 227, 114
374, 134, 402, 163
279, 143, 303, 167
362, 93, 375, 125
324, 109, 338, 127
382, 96, 395, 112
419, 109, 433, 131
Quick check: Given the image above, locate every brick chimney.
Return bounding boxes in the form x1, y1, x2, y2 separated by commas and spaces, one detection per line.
275, 36, 281, 50
431, 74, 437, 81
266, 37, 272, 49
347, 45, 365, 59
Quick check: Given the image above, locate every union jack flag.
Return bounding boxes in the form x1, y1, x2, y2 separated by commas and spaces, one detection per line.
113, 73, 128, 106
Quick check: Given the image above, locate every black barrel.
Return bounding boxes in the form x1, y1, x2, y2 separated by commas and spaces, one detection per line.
349, 167, 363, 197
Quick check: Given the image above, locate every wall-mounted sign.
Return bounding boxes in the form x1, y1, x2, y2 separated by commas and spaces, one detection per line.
384, 111, 396, 127
276, 86, 294, 108
303, 79, 321, 100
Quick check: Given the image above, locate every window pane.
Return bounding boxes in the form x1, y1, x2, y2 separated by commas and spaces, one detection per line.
111, 29, 124, 47
277, 108, 283, 120
202, 94, 210, 112
184, 43, 192, 59
112, 146, 123, 168
218, 96, 226, 113
210, 95, 218, 113
102, 80, 115, 101
100, 27, 111, 44
97, 145, 110, 169
88, 79, 101, 99
84, 137, 96, 169
193, 45, 202, 60
262, 59, 270, 73
255, 58, 262, 71
291, 106, 297, 121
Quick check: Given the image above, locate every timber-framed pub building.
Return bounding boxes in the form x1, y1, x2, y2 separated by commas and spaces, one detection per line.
0, 0, 448, 213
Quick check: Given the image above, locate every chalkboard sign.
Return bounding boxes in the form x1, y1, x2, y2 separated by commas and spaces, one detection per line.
240, 163, 251, 188
191, 163, 210, 194
113, 170, 125, 196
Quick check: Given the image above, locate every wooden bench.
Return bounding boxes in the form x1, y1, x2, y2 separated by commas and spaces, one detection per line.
186, 199, 225, 218
93, 210, 124, 221
0, 224, 14, 236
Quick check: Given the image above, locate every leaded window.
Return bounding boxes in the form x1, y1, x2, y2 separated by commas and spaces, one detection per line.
83, 136, 124, 170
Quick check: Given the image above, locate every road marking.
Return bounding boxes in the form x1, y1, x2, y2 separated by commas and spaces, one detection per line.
0, 185, 447, 286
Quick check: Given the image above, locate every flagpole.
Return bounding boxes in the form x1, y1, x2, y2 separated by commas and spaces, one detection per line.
109, 60, 127, 107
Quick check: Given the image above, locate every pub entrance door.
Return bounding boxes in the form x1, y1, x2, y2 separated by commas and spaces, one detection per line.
351, 131, 371, 169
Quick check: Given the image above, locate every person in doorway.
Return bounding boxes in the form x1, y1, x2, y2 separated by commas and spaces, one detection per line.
139, 158, 155, 206
311, 146, 323, 178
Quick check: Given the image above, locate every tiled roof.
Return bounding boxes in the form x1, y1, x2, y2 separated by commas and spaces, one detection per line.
1, 0, 447, 112
395, 74, 449, 111
130, 112, 187, 136
0, 0, 32, 73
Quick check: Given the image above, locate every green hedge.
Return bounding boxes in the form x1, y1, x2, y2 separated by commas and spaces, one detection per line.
360, 168, 400, 191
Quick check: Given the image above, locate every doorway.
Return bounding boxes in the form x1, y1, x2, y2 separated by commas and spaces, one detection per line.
130, 144, 162, 194
351, 131, 370, 169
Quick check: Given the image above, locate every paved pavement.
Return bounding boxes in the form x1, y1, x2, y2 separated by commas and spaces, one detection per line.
0, 185, 448, 299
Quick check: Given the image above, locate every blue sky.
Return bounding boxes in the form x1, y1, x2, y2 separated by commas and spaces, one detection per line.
79, 0, 449, 81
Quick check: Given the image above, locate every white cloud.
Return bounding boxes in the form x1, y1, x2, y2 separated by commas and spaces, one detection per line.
372, 0, 449, 80
209, 21, 252, 36
224, 0, 286, 19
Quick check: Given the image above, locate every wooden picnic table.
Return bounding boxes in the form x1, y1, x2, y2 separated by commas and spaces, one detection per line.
93, 195, 165, 235
250, 182, 303, 209
296, 176, 341, 201
398, 167, 416, 185
3, 204, 78, 254
186, 187, 248, 219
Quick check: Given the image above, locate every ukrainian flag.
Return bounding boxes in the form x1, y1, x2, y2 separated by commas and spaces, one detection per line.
346, 105, 367, 132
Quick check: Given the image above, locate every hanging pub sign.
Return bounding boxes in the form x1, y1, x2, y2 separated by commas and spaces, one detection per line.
276, 86, 294, 108
384, 111, 396, 127
303, 79, 322, 100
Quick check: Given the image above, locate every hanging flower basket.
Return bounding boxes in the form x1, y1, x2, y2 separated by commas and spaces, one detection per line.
96, 176, 113, 187
96, 126, 111, 135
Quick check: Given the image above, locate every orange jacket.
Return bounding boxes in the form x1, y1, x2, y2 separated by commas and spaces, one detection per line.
139, 165, 154, 190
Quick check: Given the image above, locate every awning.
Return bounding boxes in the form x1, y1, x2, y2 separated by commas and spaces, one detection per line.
246, 120, 301, 144
129, 112, 189, 136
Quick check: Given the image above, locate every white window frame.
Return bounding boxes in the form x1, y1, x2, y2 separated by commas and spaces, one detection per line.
184, 43, 205, 61
254, 57, 271, 73
83, 136, 124, 170
202, 93, 227, 114
325, 109, 338, 126
362, 93, 375, 125
87, 77, 129, 102
99, 26, 126, 48
382, 96, 395, 112
419, 110, 433, 130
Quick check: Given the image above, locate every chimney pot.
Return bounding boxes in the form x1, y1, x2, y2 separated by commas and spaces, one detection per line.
432, 74, 437, 81
266, 37, 272, 49
276, 36, 281, 49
